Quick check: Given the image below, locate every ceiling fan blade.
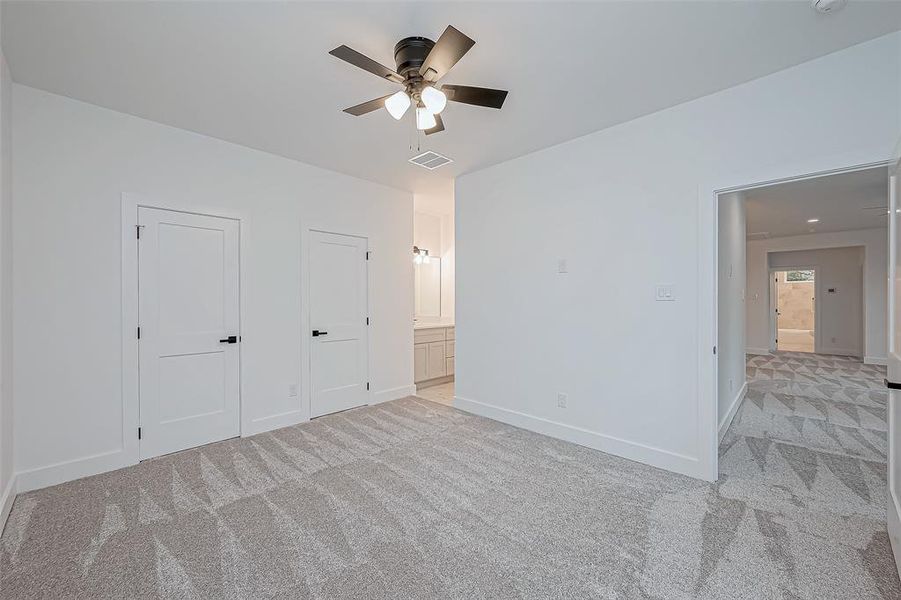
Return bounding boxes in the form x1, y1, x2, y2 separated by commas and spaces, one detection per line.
442, 84, 508, 109
419, 26, 475, 81
425, 114, 445, 135
329, 45, 404, 84
343, 94, 393, 116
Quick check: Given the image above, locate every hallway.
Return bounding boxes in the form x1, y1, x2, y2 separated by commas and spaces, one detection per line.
718, 352, 897, 598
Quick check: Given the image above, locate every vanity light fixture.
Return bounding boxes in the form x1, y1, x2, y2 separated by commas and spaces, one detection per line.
807, 218, 820, 223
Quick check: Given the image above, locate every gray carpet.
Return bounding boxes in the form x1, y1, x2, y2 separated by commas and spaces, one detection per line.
1, 353, 899, 599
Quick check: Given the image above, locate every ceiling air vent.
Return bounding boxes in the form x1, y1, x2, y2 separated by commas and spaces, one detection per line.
409, 151, 453, 170
747, 232, 770, 240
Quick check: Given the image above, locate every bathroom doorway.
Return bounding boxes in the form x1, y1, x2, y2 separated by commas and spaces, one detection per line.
773, 268, 815, 353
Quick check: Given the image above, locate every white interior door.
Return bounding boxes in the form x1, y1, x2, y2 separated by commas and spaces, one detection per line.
886, 151, 901, 578
309, 231, 369, 418
138, 207, 240, 459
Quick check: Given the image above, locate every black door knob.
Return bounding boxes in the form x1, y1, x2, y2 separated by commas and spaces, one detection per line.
312, 330, 328, 337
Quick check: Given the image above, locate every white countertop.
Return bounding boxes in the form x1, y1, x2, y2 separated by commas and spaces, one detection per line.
414, 321, 455, 330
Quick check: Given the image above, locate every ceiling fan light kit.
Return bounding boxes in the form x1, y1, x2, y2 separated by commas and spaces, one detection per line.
329, 25, 508, 136
385, 90, 411, 120
420, 85, 447, 115
415, 106, 437, 131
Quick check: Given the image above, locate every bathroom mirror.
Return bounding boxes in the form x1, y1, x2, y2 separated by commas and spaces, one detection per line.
414, 258, 441, 318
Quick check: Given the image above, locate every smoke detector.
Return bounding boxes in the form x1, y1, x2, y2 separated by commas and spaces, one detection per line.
409, 150, 453, 170
811, 0, 847, 14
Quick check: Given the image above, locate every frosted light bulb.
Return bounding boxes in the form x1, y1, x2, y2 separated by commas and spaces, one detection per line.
384, 91, 411, 120
421, 86, 447, 114
416, 107, 437, 130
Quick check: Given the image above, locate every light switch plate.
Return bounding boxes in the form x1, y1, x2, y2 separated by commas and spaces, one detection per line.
655, 285, 675, 301
557, 259, 568, 274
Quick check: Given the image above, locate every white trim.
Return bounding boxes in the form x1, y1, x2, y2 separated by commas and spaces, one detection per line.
887, 141, 900, 580
121, 193, 249, 465
746, 347, 772, 356
0, 474, 16, 536
373, 385, 416, 405
700, 151, 892, 483
865, 355, 888, 366
889, 485, 901, 583
244, 410, 308, 437
454, 395, 703, 479
416, 375, 454, 390
815, 348, 863, 358
891, 378, 901, 582
718, 381, 747, 443
15, 449, 129, 494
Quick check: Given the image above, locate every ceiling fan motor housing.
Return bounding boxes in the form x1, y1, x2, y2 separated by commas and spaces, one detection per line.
394, 37, 436, 78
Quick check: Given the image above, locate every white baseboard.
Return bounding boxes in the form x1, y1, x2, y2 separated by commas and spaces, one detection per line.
0, 474, 16, 536
373, 384, 416, 405
719, 381, 747, 442
416, 376, 453, 390
889, 489, 901, 582
453, 395, 704, 480
817, 348, 862, 358
15, 386, 415, 494
746, 347, 771, 356
865, 355, 888, 366
244, 409, 307, 437
16, 448, 130, 494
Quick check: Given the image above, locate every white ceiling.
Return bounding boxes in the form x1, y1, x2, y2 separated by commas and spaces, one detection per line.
3, 1, 900, 193
745, 167, 890, 239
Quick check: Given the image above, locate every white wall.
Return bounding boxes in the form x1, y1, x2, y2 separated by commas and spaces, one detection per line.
0, 23, 14, 522
413, 212, 441, 252
441, 204, 455, 321
717, 192, 746, 440
413, 183, 454, 321
12, 85, 414, 491
455, 33, 900, 479
746, 228, 886, 362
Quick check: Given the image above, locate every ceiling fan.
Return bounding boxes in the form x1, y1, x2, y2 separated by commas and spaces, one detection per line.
329, 25, 508, 135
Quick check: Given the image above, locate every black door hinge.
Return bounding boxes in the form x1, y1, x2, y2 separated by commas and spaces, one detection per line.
136, 225, 144, 239
137, 326, 141, 339
366, 317, 370, 325
713, 346, 717, 355
138, 427, 142, 440
366, 251, 371, 261
366, 382, 370, 391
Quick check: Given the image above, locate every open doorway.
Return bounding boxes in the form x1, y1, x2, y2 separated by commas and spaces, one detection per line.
714, 163, 889, 480
772, 268, 815, 353
412, 182, 455, 406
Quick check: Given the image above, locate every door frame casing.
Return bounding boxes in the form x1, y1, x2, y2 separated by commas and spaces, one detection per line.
300, 224, 372, 421
121, 193, 248, 465
768, 265, 818, 353
698, 147, 891, 482
886, 138, 901, 580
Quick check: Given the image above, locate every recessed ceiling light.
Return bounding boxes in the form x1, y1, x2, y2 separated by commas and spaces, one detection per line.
807, 218, 820, 223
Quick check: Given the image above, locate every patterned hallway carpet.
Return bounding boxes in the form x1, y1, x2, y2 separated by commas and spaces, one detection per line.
1, 352, 899, 598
